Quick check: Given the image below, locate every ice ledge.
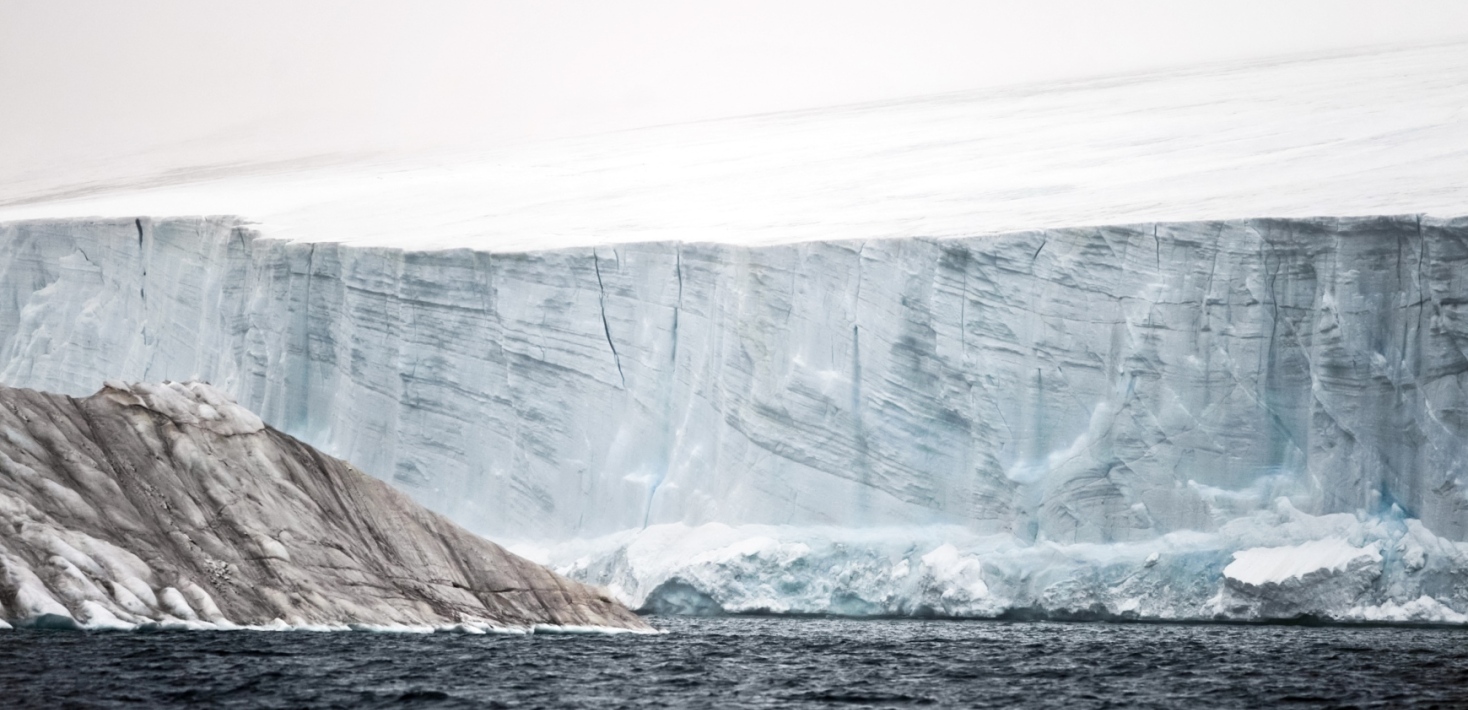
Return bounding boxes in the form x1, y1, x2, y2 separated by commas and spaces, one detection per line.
521, 502, 1468, 625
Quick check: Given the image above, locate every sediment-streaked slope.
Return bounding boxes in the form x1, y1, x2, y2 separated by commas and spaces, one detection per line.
0, 380, 649, 632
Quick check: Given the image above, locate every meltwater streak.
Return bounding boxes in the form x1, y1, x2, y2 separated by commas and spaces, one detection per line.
2, 618, 1467, 708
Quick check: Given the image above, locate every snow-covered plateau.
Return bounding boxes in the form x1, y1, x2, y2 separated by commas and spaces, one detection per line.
3, 42, 1466, 251
0, 213, 1465, 623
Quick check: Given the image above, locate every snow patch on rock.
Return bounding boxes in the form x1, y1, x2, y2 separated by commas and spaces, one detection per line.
101, 381, 264, 436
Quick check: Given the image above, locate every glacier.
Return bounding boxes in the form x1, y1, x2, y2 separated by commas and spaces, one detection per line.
3, 41, 1468, 623
0, 213, 1465, 622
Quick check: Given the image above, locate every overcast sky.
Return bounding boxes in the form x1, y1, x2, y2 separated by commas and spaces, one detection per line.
4, 0, 1467, 189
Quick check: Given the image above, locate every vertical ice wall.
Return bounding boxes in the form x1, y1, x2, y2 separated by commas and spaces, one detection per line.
0, 215, 1464, 542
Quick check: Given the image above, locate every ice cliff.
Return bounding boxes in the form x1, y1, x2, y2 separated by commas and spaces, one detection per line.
1, 214, 1466, 621
0, 380, 650, 632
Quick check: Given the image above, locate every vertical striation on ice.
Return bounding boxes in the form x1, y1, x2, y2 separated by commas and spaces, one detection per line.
0, 214, 1463, 549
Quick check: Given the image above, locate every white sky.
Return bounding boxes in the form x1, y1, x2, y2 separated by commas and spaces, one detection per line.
4, 0, 1468, 195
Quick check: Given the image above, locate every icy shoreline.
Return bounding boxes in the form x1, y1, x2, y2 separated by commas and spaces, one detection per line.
517, 502, 1468, 626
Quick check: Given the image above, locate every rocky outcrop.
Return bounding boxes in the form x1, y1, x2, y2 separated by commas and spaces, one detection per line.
0, 381, 650, 631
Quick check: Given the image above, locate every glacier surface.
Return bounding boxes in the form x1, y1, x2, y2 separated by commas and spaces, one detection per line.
0, 213, 1466, 620
3, 42, 1467, 251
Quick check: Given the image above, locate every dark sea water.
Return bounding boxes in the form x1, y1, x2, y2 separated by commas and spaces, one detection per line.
2, 617, 1466, 708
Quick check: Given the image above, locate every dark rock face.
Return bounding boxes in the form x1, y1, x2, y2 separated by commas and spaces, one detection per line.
0, 381, 650, 631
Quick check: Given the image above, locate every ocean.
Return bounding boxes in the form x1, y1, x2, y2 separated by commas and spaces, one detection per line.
3, 617, 1466, 708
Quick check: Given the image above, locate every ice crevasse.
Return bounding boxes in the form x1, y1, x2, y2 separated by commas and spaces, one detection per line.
0, 214, 1466, 622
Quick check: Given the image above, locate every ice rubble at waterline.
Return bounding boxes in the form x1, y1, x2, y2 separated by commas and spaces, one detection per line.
517, 498, 1468, 624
